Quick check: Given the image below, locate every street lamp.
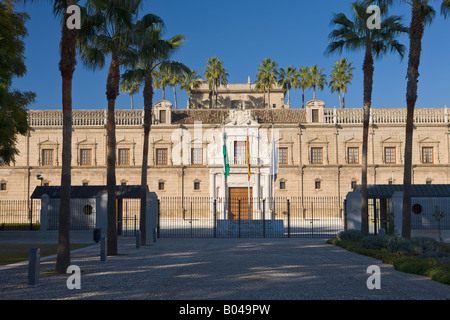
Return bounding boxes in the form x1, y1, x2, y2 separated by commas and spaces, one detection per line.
36, 174, 44, 186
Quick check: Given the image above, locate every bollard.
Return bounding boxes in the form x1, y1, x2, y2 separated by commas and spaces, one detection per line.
28, 248, 40, 286
100, 237, 106, 261
136, 230, 140, 249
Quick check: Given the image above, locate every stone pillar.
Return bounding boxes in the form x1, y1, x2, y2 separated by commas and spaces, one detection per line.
95, 191, 108, 236
145, 192, 158, 245
40, 194, 49, 232
345, 191, 361, 231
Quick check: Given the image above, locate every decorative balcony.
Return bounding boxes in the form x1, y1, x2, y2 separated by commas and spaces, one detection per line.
323, 107, 449, 125
28, 109, 144, 127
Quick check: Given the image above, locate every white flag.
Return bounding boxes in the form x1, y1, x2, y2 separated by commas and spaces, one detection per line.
270, 128, 278, 181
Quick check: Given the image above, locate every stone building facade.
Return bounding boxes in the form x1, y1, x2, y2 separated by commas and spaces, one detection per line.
1, 89, 450, 204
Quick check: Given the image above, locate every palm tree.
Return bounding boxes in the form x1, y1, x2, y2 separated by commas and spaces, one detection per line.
153, 64, 170, 100
204, 57, 228, 108
255, 58, 280, 108
166, 66, 186, 109
180, 69, 201, 108
78, 0, 142, 255
308, 65, 327, 100
278, 66, 296, 106
329, 59, 355, 108
372, 0, 449, 239
120, 78, 140, 109
122, 22, 188, 245
23, 0, 80, 273
326, 1, 407, 236
293, 66, 311, 108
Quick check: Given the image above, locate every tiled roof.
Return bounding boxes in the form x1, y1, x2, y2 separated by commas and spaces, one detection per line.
171, 109, 306, 124
353, 184, 450, 198
30, 185, 145, 199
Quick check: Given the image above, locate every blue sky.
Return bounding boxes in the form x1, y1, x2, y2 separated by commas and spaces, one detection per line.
12, 0, 450, 110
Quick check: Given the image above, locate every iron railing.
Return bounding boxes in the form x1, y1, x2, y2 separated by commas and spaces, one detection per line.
0, 200, 40, 230
157, 196, 345, 238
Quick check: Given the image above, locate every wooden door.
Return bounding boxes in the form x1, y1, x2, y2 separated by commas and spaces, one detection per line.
228, 187, 252, 220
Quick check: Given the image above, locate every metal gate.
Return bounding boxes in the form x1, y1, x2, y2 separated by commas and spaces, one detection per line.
157, 197, 344, 238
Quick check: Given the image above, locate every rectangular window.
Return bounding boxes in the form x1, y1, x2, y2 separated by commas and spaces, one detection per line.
194, 181, 200, 190
278, 147, 288, 165
234, 141, 246, 164
315, 180, 321, 190
42, 149, 54, 166
311, 147, 323, 164
348, 147, 359, 164
0, 182, 6, 191
80, 149, 92, 166
159, 110, 166, 123
191, 148, 203, 165
312, 109, 319, 122
422, 147, 433, 164
158, 181, 165, 190
384, 147, 396, 164
156, 148, 168, 165
118, 148, 130, 166
280, 181, 286, 190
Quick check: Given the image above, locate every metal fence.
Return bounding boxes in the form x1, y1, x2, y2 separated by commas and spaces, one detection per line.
157, 196, 345, 238
0, 200, 41, 230
411, 198, 450, 230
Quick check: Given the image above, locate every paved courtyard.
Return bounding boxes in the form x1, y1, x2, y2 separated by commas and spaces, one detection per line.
0, 237, 449, 300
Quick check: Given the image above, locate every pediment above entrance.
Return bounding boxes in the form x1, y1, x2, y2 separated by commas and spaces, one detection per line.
225, 110, 259, 127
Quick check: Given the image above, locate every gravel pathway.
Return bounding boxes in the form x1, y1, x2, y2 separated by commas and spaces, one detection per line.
0, 237, 449, 300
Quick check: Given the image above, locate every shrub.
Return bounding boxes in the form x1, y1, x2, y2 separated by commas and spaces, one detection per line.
393, 257, 439, 275
410, 237, 438, 254
419, 251, 450, 264
386, 237, 414, 255
360, 235, 388, 250
337, 229, 363, 242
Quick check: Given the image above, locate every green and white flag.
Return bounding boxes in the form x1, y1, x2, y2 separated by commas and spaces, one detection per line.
223, 131, 230, 177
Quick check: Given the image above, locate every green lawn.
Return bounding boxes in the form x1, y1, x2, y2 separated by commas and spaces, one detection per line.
0, 243, 91, 266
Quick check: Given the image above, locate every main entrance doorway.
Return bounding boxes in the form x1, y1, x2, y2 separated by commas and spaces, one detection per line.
228, 187, 252, 220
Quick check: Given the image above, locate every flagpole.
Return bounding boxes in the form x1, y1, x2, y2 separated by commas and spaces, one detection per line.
222, 118, 228, 219
247, 124, 250, 220
272, 125, 275, 220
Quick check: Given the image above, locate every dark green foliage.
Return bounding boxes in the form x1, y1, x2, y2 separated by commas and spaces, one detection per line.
337, 229, 364, 242
360, 235, 390, 250
328, 233, 450, 285
0, 1, 35, 163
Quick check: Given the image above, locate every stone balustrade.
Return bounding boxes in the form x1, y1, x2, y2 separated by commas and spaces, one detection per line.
27, 107, 449, 127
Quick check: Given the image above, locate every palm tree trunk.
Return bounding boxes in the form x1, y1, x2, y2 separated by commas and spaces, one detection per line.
361, 46, 374, 236
268, 86, 271, 108
403, 5, 424, 240
162, 86, 165, 100
140, 69, 153, 245
302, 87, 305, 108
55, 1, 78, 274
338, 90, 342, 108
106, 55, 120, 255
173, 86, 178, 109
343, 90, 346, 109
313, 86, 316, 99
130, 93, 134, 110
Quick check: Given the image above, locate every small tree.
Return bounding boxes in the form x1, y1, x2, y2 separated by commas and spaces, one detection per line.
432, 205, 445, 245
